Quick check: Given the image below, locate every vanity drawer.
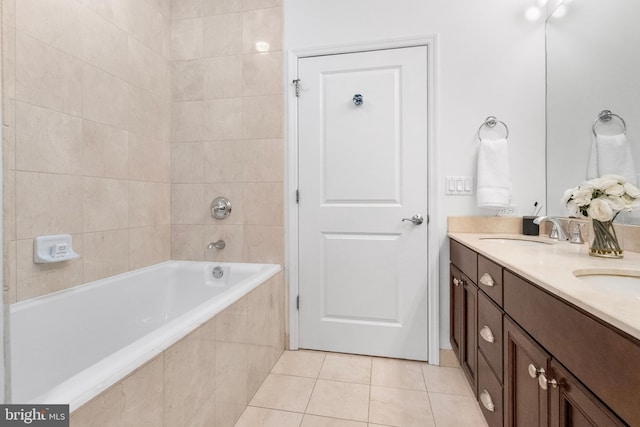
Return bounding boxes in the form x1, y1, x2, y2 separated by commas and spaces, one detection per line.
477, 352, 503, 427
477, 291, 503, 383
504, 270, 640, 427
477, 255, 503, 306
450, 239, 477, 284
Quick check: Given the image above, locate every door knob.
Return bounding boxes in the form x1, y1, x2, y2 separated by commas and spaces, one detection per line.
402, 214, 424, 225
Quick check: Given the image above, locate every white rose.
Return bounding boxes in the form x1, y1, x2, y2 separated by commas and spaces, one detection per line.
603, 174, 626, 184
605, 183, 625, 197
587, 197, 614, 221
572, 185, 593, 206
605, 196, 626, 212
589, 176, 618, 191
561, 187, 576, 205
566, 200, 584, 218
624, 182, 640, 198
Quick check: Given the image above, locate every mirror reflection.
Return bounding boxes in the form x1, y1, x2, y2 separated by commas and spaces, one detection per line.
546, 0, 640, 221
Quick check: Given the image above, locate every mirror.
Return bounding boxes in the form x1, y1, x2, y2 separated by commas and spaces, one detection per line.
546, 0, 640, 222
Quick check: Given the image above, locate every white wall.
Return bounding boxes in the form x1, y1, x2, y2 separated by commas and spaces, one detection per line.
285, 0, 547, 350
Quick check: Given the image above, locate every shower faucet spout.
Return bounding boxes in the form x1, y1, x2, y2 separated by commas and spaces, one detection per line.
207, 240, 226, 250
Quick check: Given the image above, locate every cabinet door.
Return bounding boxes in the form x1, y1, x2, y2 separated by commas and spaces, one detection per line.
504, 317, 549, 427
450, 264, 463, 359
549, 360, 626, 427
461, 278, 477, 397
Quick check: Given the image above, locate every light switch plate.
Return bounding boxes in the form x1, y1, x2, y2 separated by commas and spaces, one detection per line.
446, 176, 473, 196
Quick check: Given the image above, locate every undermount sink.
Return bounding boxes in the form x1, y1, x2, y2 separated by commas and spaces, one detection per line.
573, 269, 640, 297
479, 237, 553, 246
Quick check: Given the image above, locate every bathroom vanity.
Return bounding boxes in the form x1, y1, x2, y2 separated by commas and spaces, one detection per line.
448, 234, 640, 427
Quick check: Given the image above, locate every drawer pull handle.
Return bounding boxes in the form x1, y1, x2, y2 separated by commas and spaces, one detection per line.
480, 325, 495, 343
528, 364, 545, 379
480, 390, 495, 412
453, 277, 460, 286
538, 373, 559, 390
479, 273, 495, 287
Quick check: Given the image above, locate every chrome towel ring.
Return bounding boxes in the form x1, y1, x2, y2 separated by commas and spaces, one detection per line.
477, 116, 509, 142
592, 110, 627, 136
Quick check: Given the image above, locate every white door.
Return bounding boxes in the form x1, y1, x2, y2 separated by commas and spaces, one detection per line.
298, 46, 429, 361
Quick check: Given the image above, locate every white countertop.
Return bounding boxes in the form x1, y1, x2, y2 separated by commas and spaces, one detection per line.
448, 232, 640, 341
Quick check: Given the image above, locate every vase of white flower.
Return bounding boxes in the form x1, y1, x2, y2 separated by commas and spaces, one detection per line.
562, 175, 640, 258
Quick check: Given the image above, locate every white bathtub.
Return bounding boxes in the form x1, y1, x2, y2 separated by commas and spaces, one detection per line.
9, 261, 281, 411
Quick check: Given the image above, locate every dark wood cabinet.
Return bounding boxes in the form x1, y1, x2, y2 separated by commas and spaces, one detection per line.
449, 236, 637, 427
504, 317, 549, 427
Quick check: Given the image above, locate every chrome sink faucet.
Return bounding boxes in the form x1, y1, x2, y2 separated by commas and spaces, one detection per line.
533, 216, 569, 241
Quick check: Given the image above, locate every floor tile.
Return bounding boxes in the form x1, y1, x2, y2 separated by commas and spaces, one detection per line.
318, 353, 372, 384
422, 364, 473, 396
272, 350, 327, 378
306, 379, 370, 422
438, 349, 461, 368
369, 386, 435, 427
250, 373, 316, 413
301, 414, 367, 426
235, 406, 303, 427
371, 358, 427, 391
428, 393, 488, 427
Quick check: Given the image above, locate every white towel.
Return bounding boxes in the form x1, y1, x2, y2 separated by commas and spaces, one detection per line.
587, 133, 637, 184
477, 138, 511, 208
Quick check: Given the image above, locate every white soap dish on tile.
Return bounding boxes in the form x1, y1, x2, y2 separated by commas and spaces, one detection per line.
34, 234, 80, 264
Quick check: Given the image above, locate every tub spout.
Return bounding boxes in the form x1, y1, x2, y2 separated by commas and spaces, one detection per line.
207, 240, 226, 250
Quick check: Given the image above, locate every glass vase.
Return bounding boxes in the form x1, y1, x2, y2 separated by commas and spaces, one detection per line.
590, 219, 623, 258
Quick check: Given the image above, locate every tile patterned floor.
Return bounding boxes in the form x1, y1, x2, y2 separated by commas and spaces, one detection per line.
234, 350, 489, 427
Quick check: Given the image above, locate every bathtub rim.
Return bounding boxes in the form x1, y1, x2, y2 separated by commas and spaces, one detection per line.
10, 260, 282, 412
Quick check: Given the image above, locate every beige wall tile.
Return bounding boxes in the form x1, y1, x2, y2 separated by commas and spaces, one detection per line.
203, 55, 242, 99
186, 394, 217, 427
170, 18, 203, 60
242, 7, 282, 53
83, 229, 130, 283
203, 141, 245, 183
128, 0, 164, 53
16, 235, 84, 301
171, 101, 203, 142
83, 120, 129, 179
172, 183, 206, 224
128, 85, 162, 140
78, 0, 131, 31
203, 13, 242, 57
247, 273, 283, 347
171, 0, 203, 20
4, 241, 17, 304
3, 171, 16, 242
3, 0, 16, 29
242, 51, 282, 96
128, 133, 166, 182
70, 356, 164, 427
129, 37, 166, 97
2, 99, 16, 172
129, 224, 171, 269
203, 98, 242, 140
164, 323, 217, 427
243, 139, 284, 182
16, 0, 83, 58
16, 172, 83, 239
204, 183, 244, 224
172, 224, 206, 260
16, 33, 83, 116
129, 181, 171, 228
216, 298, 248, 343
242, 94, 283, 139
2, 26, 16, 104
204, 224, 244, 261
171, 142, 204, 183
83, 64, 129, 129
16, 102, 83, 175
171, 59, 204, 101
215, 341, 249, 427
243, 225, 283, 264
82, 10, 129, 80
83, 177, 129, 232
244, 182, 283, 225
248, 344, 283, 399
242, 0, 281, 11
204, 0, 242, 16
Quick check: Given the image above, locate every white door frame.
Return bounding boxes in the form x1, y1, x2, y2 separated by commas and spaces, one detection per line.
284, 36, 441, 364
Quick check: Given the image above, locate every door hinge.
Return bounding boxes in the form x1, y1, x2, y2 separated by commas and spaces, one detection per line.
296, 189, 300, 204
296, 295, 300, 310
292, 79, 301, 97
